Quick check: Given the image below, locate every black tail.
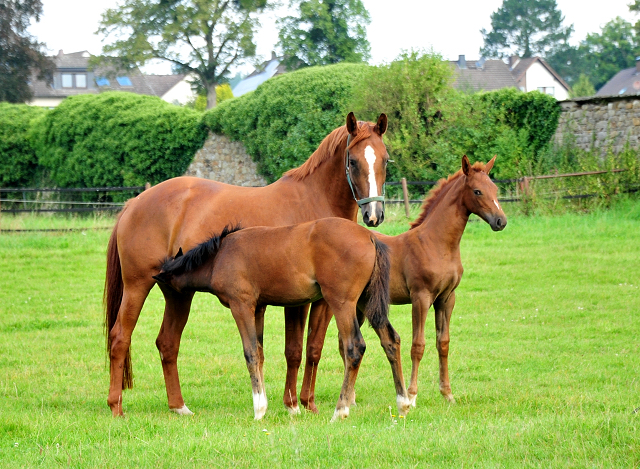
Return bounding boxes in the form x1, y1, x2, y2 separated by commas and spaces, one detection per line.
363, 237, 391, 330
154, 224, 242, 283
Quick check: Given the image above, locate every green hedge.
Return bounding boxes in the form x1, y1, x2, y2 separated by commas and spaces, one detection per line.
204, 63, 368, 182
0, 103, 47, 187
34, 92, 207, 188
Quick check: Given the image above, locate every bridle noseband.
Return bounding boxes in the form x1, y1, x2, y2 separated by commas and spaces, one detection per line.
344, 134, 386, 208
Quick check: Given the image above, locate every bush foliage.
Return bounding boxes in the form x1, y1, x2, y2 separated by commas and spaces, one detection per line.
204, 63, 367, 182
0, 103, 47, 187
34, 92, 207, 188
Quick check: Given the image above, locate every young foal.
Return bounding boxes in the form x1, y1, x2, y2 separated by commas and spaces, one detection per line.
299, 156, 507, 411
153, 218, 411, 421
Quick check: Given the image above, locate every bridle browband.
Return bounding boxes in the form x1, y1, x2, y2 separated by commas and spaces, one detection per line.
344, 134, 386, 208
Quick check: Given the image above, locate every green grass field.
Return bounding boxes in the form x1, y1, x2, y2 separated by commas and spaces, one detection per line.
1, 201, 639, 468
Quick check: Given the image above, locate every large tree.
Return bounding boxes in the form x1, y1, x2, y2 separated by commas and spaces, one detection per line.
480, 0, 572, 59
97, 0, 270, 109
277, 0, 370, 70
546, 17, 640, 90
0, 0, 55, 103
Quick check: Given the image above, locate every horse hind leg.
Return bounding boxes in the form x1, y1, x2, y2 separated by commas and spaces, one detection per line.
156, 287, 195, 415
300, 300, 333, 413
107, 281, 153, 416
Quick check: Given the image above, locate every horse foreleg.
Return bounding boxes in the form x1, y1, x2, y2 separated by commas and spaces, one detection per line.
107, 282, 152, 416
283, 304, 308, 414
370, 316, 411, 417
330, 306, 365, 422
231, 301, 267, 420
408, 293, 432, 407
255, 305, 266, 400
300, 300, 333, 413
434, 292, 456, 403
156, 287, 195, 415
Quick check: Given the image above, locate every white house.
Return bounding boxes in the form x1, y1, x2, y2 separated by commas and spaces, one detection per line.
509, 56, 571, 100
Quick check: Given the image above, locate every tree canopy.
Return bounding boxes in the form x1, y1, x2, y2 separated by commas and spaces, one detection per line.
277, 0, 371, 70
0, 0, 55, 103
97, 0, 271, 108
480, 0, 572, 59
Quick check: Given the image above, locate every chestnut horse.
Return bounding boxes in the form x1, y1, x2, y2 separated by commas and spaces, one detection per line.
153, 218, 410, 421
295, 156, 507, 411
105, 112, 389, 416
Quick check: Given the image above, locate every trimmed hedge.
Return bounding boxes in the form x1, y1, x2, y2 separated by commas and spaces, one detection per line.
34, 92, 207, 188
0, 103, 47, 187
204, 63, 368, 182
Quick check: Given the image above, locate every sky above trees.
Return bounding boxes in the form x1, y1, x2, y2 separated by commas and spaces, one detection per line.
28, 0, 637, 75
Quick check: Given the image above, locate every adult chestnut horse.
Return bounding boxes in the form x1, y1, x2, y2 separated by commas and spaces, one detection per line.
294, 156, 507, 412
105, 112, 389, 416
153, 218, 410, 421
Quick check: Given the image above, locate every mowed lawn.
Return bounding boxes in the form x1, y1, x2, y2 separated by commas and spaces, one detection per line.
0, 201, 639, 468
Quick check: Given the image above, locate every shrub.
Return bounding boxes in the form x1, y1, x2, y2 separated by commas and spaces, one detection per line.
0, 103, 47, 187
204, 62, 368, 182
34, 92, 207, 190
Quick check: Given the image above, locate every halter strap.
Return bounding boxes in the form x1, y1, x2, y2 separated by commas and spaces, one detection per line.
344, 134, 386, 208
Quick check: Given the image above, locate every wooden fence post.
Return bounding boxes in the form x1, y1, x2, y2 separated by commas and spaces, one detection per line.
145, 182, 151, 191
401, 177, 410, 217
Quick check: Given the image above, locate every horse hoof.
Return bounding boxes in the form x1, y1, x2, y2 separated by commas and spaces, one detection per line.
253, 392, 268, 420
170, 405, 194, 416
286, 405, 301, 416
443, 393, 456, 404
408, 393, 418, 408
397, 394, 412, 416
330, 407, 349, 423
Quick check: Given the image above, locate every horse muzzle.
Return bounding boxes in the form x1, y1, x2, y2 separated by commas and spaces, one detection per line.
488, 214, 507, 231
361, 201, 384, 227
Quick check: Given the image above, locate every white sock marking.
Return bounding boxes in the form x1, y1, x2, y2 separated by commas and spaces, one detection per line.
253, 391, 268, 420
171, 404, 194, 415
397, 394, 411, 415
330, 406, 350, 423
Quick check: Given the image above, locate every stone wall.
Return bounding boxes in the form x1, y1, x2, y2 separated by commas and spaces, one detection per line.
183, 132, 267, 186
555, 96, 640, 153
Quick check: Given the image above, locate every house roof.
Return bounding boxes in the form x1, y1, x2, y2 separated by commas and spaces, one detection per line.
232, 53, 286, 97
30, 50, 187, 100
450, 58, 517, 92
510, 57, 571, 91
595, 65, 640, 97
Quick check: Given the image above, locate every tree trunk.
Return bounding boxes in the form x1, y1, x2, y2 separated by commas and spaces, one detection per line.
206, 82, 217, 109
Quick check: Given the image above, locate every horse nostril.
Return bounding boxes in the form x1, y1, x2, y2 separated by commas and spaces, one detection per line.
496, 218, 502, 227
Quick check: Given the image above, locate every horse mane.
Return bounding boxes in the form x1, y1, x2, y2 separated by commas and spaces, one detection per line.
159, 224, 243, 275
409, 161, 486, 229
284, 121, 375, 181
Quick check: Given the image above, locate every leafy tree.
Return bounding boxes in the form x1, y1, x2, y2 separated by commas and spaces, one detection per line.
97, 0, 270, 109
547, 17, 640, 90
480, 0, 573, 59
277, 0, 371, 70
569, 74, 595, 98
0, 0, 55, 103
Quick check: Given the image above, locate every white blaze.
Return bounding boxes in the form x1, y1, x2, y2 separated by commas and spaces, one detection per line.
364, 145, 378, 198
493, 199, 501, 211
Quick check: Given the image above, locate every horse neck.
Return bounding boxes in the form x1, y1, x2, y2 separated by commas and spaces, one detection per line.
281, 138, 358, 221
412, 176, 470, 253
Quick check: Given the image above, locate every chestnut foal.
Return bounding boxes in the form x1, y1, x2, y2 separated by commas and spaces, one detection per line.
153, 218, 411, 421
297, 156, 507, 411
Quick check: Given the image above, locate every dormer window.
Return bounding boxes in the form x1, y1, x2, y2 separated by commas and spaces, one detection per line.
61, 73, 88, 88
62, 74, 73, 88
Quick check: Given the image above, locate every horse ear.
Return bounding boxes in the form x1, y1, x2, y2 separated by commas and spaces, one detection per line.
485, 155, 496, 174
346, 112, 358, 136
374, 113, 388, 136
462, 155, 471, 176
175, 247, 184, 258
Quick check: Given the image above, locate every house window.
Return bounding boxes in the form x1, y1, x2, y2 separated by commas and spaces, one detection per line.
75, 74, 87, 88
116, 76, 133, 87
62, 74, 73, 88
96, 77, 110, 86
537, 86, 555, 96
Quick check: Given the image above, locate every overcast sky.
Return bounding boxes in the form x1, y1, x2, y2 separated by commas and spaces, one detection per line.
28, 0, 638, 75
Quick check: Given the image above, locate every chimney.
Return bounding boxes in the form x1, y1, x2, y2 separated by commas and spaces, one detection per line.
509, 55, 519, 69
636, 56, 640, 73
58, 49, 64, 57
458, 55, 466, 69
271, 51, 277, 61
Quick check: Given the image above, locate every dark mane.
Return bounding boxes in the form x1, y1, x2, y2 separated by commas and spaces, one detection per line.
409, 161, 486, 229
284, 121, 376, 181
159, 224, 243, 275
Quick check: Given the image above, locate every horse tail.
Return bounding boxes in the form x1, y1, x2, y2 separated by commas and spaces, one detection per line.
363, 237, 391, 330
103, 213, 133, 389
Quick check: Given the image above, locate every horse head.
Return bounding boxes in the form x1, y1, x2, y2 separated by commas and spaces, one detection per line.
345, 112, 389, 227
461, 155, 507, 232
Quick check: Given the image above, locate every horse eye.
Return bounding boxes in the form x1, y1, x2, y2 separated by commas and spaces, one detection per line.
349, 159, 357, 167
474, 189, 482, 196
